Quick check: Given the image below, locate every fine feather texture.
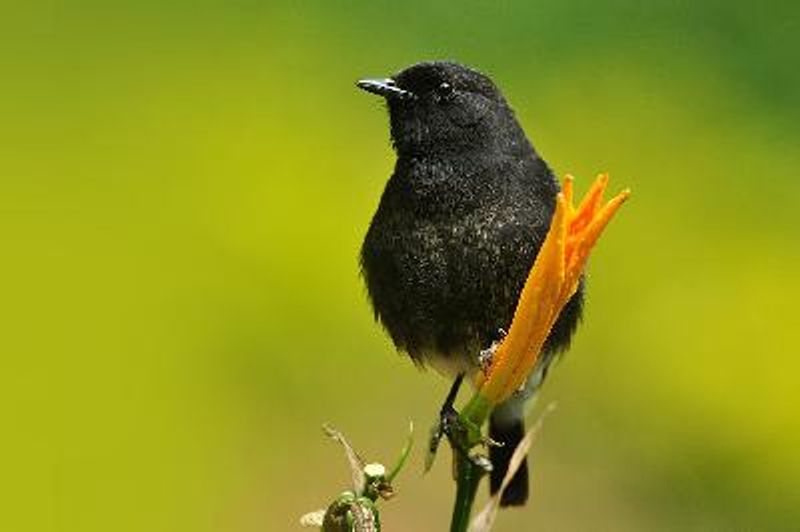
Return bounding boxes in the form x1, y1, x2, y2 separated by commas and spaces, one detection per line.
358, 61, 584, 504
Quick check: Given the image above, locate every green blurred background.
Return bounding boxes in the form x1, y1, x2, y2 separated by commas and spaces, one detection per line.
2, 1, 799, 530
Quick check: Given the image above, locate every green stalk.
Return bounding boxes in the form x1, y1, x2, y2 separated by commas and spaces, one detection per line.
450, 452, 482, 532
460, 394, 493, 427
449, 394, 494, 532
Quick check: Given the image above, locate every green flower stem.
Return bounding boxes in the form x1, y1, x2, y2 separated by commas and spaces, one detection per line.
449, 394, 494, 532
461, 394, 493, 427
450, 451, 482, 532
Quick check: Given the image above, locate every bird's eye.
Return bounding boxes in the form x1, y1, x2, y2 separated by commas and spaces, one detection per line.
435, 81, 455, 101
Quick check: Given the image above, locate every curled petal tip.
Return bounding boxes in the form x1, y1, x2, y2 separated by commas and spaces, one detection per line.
608, 189, 631, 210
597, 175, 609, 196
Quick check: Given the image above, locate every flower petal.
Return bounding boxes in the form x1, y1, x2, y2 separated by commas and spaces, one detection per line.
571, 173, 609, 234
475, 174, 629, 406
478, 193, 567, 403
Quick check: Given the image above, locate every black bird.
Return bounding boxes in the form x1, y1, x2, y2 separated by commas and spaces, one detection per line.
357, 61, 583, 506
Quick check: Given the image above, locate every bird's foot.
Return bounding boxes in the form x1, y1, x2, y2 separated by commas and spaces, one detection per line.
425, 404, 493, 473
425, 403, 455, 471
424, 373, 493, 473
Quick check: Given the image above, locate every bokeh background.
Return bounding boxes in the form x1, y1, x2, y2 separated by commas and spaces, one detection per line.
3, 1, 799, 531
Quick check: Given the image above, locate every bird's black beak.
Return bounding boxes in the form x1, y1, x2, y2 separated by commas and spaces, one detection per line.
356, 78, 416, 101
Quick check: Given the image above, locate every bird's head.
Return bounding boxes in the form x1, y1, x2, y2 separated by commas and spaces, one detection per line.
357, 61, 517, 155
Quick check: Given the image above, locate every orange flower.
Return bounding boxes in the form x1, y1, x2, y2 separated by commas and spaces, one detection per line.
474, 174, 630, 406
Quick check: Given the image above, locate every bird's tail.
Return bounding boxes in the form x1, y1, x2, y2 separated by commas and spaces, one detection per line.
488, 412, 529, 506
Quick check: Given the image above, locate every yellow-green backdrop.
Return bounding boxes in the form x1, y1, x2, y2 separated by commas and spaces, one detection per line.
2, 1, 798, 531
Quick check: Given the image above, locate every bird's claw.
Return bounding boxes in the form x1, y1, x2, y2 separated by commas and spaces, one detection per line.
425, 404, 459, 471
425, 420, 445, 472
425, 405, 493, 473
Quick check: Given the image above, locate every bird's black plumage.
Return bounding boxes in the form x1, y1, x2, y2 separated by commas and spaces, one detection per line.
357, 61, 584, 506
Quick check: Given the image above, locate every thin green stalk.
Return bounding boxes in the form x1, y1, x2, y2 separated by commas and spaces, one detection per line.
450, 453, 482, 532
449, 394, 494, 532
